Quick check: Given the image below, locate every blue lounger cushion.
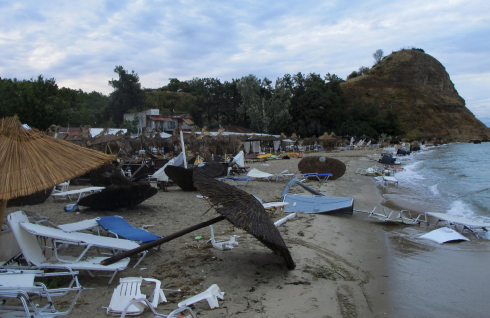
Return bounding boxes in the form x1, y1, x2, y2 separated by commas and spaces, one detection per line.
97, 216, 162, 243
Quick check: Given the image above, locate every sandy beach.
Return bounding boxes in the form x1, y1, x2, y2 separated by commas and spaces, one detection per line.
5, 148, 488, 317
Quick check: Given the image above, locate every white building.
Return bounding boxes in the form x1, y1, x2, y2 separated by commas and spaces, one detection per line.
123, 109, 193, 133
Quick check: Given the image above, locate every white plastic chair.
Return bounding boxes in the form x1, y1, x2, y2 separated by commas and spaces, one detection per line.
120, 298, 197, 318
177, 284, 225, 309
107, 277, 181, 316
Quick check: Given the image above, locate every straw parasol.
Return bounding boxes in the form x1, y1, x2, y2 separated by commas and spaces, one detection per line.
0, 116, 115, 229
100, 171, 295, 270
193, 171, 295, 269
298, 156, 346, 180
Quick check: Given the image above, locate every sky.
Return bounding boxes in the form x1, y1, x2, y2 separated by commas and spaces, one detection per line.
1, 0, 489, 126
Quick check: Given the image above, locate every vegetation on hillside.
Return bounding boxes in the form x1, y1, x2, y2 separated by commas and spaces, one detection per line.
1, 64, 402, 138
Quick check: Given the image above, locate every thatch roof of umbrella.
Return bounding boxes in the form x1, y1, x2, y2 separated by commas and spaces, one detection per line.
78, 183, 158, 210
298, 156, 346, 180
191, 162, 225, 178
193, 171, 295, 269
89, 134, 125, 146
0, 115, 115, 228
164, 165, 197, 191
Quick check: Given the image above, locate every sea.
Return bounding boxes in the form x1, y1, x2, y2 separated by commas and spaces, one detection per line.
383, 142, 490, 221
377, 142, 490, 317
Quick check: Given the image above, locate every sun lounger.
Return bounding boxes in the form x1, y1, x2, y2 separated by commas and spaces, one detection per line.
425, 212, 490, 237
218, 177, 252, 186
281, 178, 353, 214
382, 176, 398, 186
263, 202, 290, 216
6, 211, 131, 285
96, 215, 162, 244
51, 186, 105, 202
0, 268, 83, 317
300, 173, 332, 182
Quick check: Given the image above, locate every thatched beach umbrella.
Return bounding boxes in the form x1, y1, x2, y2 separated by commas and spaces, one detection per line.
164, 165, 197, 191
0, 116, 115, 228
78, 183, 158, 210
100, 171, 295, 270
298, 156, 346, 180
193, 171, 295, 269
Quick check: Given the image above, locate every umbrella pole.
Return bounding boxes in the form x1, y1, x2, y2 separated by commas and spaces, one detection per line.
100, 215, 226, 266
0, 199, 7, 233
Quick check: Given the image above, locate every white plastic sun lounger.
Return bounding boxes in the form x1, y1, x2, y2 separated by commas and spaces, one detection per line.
51, 186, 105, 202
425, 212, 490, 237
0, 268, 82, 317
19, 221, 151, 267
7, 211, 131, 285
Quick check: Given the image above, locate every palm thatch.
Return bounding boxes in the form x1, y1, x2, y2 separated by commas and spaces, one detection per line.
0, 116, 115, 201
78, 183, 158, 210
191, 162, 225, 178
164, 165, 197, 191
193, 171, 295, 269
90, 164, 131, 187
298, 156, 346, 180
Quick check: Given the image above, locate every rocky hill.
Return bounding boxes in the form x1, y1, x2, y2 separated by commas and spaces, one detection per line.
341, 49, 490, 141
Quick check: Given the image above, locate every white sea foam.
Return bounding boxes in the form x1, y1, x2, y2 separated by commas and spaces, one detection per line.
394, 161, 425, 183
446, 200, 475, 218
428, 184, 439, 196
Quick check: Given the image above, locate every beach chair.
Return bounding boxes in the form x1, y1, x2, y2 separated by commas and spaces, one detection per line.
51, 186, 105, 202
300, 173, 332, 183
96, 216, 162, 262
106, 277, 179, 316
218, 177, 252, 187
0, 268, 83, 317
178, 284, 225, 309
6, 211, 131, 285
119, 299, 197, 318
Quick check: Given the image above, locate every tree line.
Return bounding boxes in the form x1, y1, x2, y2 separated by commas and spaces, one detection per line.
0, 65, 402, 138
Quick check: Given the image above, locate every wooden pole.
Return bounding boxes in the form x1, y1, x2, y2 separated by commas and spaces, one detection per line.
100, 215, 226, 266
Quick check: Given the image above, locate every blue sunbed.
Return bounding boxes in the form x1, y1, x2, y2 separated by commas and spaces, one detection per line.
96, 216, 162, 244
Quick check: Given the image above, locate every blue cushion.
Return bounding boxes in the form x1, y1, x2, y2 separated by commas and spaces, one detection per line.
97, 216, 161, 243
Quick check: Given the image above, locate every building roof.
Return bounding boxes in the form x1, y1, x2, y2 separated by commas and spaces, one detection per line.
148, 115, 172, 122
209, 125, 254, 133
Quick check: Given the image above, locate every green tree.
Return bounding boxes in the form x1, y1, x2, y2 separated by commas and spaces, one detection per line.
237, 75, 291, 134
167, 78, 180, 92
107, 66, 145, 126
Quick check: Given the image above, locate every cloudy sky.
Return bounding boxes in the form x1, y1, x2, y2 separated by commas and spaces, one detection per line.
1, 0, 489, 126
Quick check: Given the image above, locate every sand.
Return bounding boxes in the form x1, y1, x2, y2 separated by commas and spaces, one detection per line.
3, 149, 396, 317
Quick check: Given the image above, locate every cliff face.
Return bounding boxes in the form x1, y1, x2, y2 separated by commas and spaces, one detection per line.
341, 50, 490, 140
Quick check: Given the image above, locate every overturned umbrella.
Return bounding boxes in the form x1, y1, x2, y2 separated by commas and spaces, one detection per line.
101, 171, 295, 270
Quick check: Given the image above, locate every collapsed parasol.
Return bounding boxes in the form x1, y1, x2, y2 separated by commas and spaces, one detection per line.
100, 171, 295, 270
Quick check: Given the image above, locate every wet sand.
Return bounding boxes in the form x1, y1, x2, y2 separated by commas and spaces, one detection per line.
4, 148, 488, 317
